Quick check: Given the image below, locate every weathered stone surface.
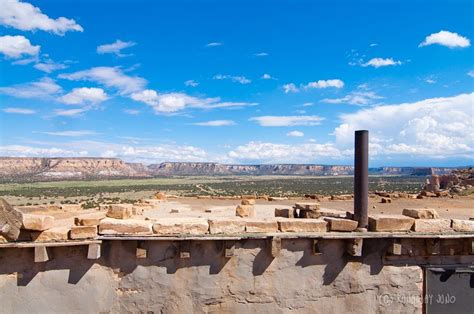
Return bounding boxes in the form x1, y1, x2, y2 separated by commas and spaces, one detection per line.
274, 208, 295, 218
235, 205, 256, 218
241, 199, 255, 205
324, 217, 358, 232
331, 194, 353, 201
319, 208, 347, 218
154, 191, 167, 200
402, 208, 440, 219
412, 219, 452, 233
74, 216, 104, 226
369, 215, 415, 232
22, 214, 55, 231
277, 218, 327, 232
381, 197, 392, 203
208, 218, 246, 234
0, 198, 23, 241
153, 218, 209, 235
244, 219, 278, 233
0, 234, 7, 243
70, 226, 98, 239
31, 227, 70, 242
298, 210, 322, 219
452, 219, 474, 232
241, 194, 256, 200
294, 202, 320, 211
106, 204, 133, 219
99, 218, 153, 235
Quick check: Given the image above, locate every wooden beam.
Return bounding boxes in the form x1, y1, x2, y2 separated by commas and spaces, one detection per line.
34, 246, 49, 263
87, 243, 101, 260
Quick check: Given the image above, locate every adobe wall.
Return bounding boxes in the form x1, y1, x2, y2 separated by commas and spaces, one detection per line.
0, 238, 433, 313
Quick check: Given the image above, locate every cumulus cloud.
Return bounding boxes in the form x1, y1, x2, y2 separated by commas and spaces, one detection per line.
419, 30, 470, 48
58, 66, 147, 95
333, 93, 474, 158
97, 40, 136, 57
34, 59, 67, 73
0, 0, 83, 35
283, 79, 344, 93
261, 73, 275, 80
193, 120, 236, 126
0, 35, 40, 58
287, 130, 304, 137
131, 89, 257, 114
250, 115, 324, 127
40, 130, 97, 137
58, 87, 109, 105
0, 77, 62, 98
184, 80, 199, 87
322, 91, 383, 106
283, 83, 299, 93
361, 57, 402, 68
2, 107, 36, 114
213, 74, 251, 84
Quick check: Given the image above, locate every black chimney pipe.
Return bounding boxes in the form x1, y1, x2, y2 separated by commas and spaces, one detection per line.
354, 130, 368, 229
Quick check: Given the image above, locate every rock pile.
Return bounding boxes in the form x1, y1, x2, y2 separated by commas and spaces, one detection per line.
235, 198, 256, 217
421, 168, 474, 197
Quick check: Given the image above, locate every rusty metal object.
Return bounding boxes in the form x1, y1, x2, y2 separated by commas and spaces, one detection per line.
354, 130, 369, 229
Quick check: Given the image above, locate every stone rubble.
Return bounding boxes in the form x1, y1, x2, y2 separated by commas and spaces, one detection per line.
369, 215, 415, 232
153, 218, 209, 235
70, 226, 98, 239
324, 217, 358, 232
99, 218, 153, 235
402, 208, 440, 219
22, 214, 55, 231
411, 219, 452, 233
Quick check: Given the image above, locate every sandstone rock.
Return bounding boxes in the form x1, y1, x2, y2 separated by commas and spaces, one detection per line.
402, 208, 440, 219
412, 219, 452, 233
208, 218, 246, 234
324, 217, 358, 232
451, 219, 474, 232
244, 219, 279, 233
268, 196, 288, 201
420, 190, 436, 197
368, 215, 414, 232
274, 208, 295, 218
22, 214, 54, 231
106, 204, 133, 219
131, 206, 144, 215
153, 218, 209, 235
294, 202, 320, 211
70, 226, 98, 239
31, 227, 70, 242
331, 194, 353, 201
0, 198, 23, 241
154, 192, 167, 200
298, 210, 322, 219
277, 218, 327, 232
319, 208, 347, 218
99, 218, 153, 235
74, 216, 104, 226
0, 234, 7, 243
381, 197, 392, 204
236, 205, 256, 218
435, 190, 450, 197
241, 199, 255, 205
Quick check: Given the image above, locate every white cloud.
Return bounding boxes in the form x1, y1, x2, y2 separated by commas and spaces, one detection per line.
467, 70, 474, 78
97, 40, 136, 57
41, 130, 97, 137
0, 145, 79, 157
0, 77, 61, 98
333, 93, 474, 158
184, 80, 199, 87
250, 115, 324, 127
53, 108, 89, 117
322, 91, 383, 106
213, 74, 251, 84
419, 30, 470, 48
283, 83, 299, 93
34, 60, 67, 73
425, 79, 436, 84
0, 0, 83, 35
0, 35, 40, 58
287, 130, 304, 137
206, 42, 222, 47
228, 141, 341, 163
193, 120, 236, 126
2, 107, 36, 114
261, 73, 275, 80
301, 102, 314, 107
284, 79, 344, 93
361, 57, 402, 68
131, 89, 257, 114
254, 52, 268, 57
58, 87, 108, 105
369, 43, 378, 47
58, 66, 147, 95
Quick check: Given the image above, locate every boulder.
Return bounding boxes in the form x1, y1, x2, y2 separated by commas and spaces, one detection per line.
244, 219, 278, 233
294, 202, 320, 211
451, 219, 474, 232
277, 218, 327, 233
106, 204, 133, 219
22, 214, 54, 231
154, 192, 167, 200
381, 197, 392, 204
298, 210, 322, 219
241, 199, 256, 205
153, 218, 209, 235
208, 218, 246, 234
402, 208, 440, 219
99, 218, 153, 235
0, 198, 23, 241
412, 219, 452, 233
235, 205, 256, 218
324, 217, 358, 232
368, 215, 414, 232
70, 226, 98, 239
0, 235, 7, 243
74, 216, 104, 226
274, 208, 295, 218
31, 227, 70, 242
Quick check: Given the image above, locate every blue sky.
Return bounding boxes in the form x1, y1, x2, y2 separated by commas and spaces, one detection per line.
0, 0, 473, 166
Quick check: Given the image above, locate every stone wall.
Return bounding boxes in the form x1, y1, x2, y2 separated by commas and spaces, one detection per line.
0, 238, 430, 313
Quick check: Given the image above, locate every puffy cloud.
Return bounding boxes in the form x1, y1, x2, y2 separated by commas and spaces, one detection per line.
213, 74, 251, 84
261, 73, 275, 80
286, 130, 304, 137
283, 79, 344, 93
0, 35, 39, 58
467, 70, 474, 78
333, 93, 474, 158
58, 87, 109, 105
250, 115, 324, 127
0, 77, 61, 98
34, 60, 67, 73
0, 0, 83, 35
193, 120, 236, 126
206, 42, 222, 47
419, 30, 470, 48
2, 107, 36, 114
361, 57, 402, 68
97, 40, 136, 57
58, 66, 147, 95
184, 80, 199, 87
322, 91, 383, 106
41, 130, 97, 137
283, 83, 299, 93
228, 141, 341, 163
131, 89, 257, 113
